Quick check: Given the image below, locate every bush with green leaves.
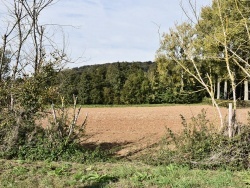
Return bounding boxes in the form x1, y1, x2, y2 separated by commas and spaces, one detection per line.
143, 109, 250, 170
159, 89, 203, 104
0, 67, 113, 163
0, 102, 113, 162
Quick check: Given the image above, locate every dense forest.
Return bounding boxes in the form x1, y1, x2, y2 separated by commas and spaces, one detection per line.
55, 61, 205, 105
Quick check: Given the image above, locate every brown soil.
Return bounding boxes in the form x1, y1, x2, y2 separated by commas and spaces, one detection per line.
73, 105, 249, 157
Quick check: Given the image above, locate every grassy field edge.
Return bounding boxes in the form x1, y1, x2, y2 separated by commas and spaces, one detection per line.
0, 159, 249, 188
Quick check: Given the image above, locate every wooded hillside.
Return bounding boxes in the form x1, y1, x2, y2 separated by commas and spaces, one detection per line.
56, 61, 204, 105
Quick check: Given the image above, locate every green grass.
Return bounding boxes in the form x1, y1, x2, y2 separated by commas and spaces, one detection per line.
0, 159, 248, 188
76, 103, 208, 108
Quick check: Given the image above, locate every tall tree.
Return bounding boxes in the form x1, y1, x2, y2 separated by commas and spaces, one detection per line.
196, 0, 250, 136
121, 70, 149, 104
156, 22, 206, 103
105, 63, 125, 104
156, 20, 225, 127
78, 70, 93, 105
0, 0, 68, 111
156, 0, 250, 135
197, 0, 250, 104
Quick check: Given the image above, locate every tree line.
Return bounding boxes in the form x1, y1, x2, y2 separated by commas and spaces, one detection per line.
54, 61, 204, 105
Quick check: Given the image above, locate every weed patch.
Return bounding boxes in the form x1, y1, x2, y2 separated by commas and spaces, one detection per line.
142, 109, 250, 170
0, 96, 115, 163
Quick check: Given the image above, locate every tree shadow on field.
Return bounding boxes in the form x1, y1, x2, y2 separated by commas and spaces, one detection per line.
80, 141, 133, 157
80, 132, 162, 158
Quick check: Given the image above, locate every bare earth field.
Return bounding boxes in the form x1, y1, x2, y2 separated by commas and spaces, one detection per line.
75, 105, 249, 157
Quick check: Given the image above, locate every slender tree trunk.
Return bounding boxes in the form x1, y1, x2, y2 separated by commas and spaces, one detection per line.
231, 73, 237, 110
216, 0, 237, 137
11, 10, 22, 111
217, 78, 221, 99
244, 79, 249, 101
213, 81, 216, 99
228, 103, 233, 138
0, 34, 7, 82
224, 80, 228, 99
180, 70, 184, 92
33, 0, 39, 75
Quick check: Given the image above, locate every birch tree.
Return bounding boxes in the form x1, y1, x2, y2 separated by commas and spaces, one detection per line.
157, 0, 250, 134
196, 0, 250, 137
157, 21, 224, 128
156, 23, 193, 92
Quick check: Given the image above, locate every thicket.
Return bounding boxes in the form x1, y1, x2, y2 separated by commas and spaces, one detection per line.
143, 110, 250, 170
0, 69, 112, 163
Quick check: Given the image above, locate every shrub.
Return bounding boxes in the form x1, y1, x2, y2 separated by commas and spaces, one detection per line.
143, 109, 250, 170
159, 89, 203, 104
0, 94, 113, 163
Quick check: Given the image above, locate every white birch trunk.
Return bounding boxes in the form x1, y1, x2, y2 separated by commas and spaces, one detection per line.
224, 80, 228, 99
228, 103, 233, 138
180, 70, 184, 92
244, 79, 249, 101
217, 78, 221, 99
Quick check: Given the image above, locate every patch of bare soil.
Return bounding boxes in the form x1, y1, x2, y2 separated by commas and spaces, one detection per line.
67, 105, 250, 157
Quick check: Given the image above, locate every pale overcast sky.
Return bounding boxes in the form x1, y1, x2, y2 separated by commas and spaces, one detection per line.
0, 0, 211, 67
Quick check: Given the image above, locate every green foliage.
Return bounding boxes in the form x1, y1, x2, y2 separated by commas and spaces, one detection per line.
120, 70, 151, 104
154, 0, 250, 105
143, 110, 250, 170
0, 96, 114, 163
159, 89, 203, 104
55, 69, 80, 104
0, 64, 61, 159
57, 61, 205, 105
0, 111, 112, 163
211, 124, 250, 170
79, 172, 118, 185
0, 65, 113, 163
11, 166, 29, 176
16, 141, 113, 163
58, 61, 173, 105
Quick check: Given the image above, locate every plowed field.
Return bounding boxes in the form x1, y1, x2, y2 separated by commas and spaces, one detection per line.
62, 105, 250, 157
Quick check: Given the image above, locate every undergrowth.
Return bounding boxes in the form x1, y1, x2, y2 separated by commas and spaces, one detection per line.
142, 109, 250, 171
0, 120, 113, 163
0, 96, 114, 163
